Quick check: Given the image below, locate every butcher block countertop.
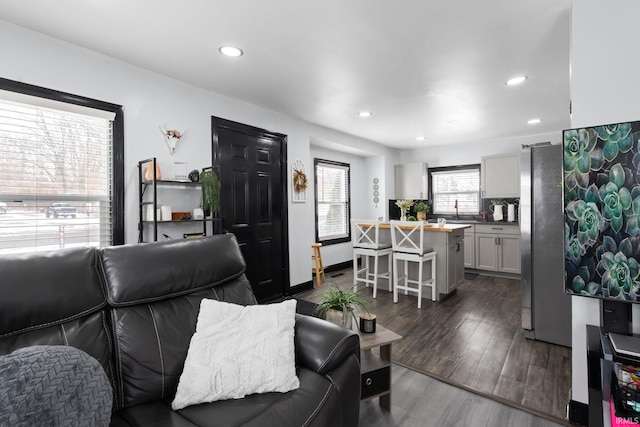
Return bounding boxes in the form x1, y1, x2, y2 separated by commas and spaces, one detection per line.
362, 222, 471, 233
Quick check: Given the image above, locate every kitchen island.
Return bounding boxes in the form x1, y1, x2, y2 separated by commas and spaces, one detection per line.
361, 222, 471, 301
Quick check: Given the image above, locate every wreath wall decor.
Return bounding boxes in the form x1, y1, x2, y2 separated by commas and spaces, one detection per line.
293, 167, 308, 193
292, 160, 307, 203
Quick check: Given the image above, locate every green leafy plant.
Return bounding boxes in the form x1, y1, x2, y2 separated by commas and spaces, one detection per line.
314, 284, 369, 326
413, 202, 430, 213
200, 169, 221, 215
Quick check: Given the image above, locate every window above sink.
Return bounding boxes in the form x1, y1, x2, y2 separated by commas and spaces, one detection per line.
429, 164, 481, 216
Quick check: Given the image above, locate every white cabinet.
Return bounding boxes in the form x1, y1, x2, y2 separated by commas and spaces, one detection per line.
463, 226, 475, 268
474, 224, 521, 274
481, 154, 520, 198
395, 163, 428, 199
497, 234, 521, 274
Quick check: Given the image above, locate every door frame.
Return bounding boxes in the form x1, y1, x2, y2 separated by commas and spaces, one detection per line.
211, 116, 290, 299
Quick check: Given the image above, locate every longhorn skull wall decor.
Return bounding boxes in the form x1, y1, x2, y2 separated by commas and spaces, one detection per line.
160, 125, 186, 154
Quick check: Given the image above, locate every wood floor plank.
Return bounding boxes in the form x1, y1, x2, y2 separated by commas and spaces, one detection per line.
500, 331, 534, 382
493, 375, 526, 404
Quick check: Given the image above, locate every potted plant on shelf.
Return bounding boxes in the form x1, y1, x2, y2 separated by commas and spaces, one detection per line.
314, 284, 369, 329
200, 169, 221, 217
413, 202, 430, 221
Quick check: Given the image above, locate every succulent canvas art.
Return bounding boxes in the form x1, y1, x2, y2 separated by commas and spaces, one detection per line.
564, 121, 640, 301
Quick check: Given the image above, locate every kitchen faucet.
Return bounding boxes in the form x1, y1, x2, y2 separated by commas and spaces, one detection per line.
454, 199, 459, 218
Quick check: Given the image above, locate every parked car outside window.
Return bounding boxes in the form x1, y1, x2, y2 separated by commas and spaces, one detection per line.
45, 203, 77, 219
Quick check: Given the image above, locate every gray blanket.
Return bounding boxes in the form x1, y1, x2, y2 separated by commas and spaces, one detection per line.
0, 345, 112, 427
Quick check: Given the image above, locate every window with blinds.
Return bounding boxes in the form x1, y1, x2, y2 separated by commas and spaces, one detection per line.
430, 166, 481, 215
0, 88, 117, 255
314, 159, 351, 244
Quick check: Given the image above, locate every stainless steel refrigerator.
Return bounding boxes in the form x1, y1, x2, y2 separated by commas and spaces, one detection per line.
520, 143, 572, 347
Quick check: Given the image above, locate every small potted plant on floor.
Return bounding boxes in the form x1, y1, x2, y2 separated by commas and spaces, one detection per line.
413, 202, 430, 221
314, 284, 369, 329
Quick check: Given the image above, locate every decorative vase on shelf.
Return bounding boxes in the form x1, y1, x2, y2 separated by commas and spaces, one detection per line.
400, 210, 407, 222
144, 161, 162, 181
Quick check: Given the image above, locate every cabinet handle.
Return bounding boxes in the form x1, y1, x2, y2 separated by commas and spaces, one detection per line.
491, 227, 503, 230
497, 237, 501, 245
495, 237, 498, 245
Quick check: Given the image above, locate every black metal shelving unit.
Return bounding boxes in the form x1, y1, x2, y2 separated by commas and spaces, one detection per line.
137, 158, 220, 242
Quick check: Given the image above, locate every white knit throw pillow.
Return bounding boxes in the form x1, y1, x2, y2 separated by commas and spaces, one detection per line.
172, 299, 299, 410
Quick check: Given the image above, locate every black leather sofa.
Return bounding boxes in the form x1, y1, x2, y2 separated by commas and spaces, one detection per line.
0, 234, 361, 426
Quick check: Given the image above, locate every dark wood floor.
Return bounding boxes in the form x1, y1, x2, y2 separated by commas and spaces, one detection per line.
298, 269, 571, 422
359, 364, 568, 427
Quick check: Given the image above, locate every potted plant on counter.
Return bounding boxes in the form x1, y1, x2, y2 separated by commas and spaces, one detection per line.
314, 284, 369, 329
413, 202, 430, 221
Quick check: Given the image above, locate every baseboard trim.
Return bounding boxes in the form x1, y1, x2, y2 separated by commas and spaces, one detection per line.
464, 268, 521, 280
325, 260, 353, 274
288, 260, 354, 297
288, 281, 313, 296
568, 399, 589, 426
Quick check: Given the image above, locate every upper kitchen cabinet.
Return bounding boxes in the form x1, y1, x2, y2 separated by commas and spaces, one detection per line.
395, 163, 428, 199
481, 153, 520, 198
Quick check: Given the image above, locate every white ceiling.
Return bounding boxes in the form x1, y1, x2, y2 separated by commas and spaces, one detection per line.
0, 1, 571, 150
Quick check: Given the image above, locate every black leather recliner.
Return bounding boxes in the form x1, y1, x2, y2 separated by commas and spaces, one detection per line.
0, 234, 361, 426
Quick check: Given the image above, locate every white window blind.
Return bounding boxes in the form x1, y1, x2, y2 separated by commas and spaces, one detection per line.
315, 160, 350, 242
0, 95, 114, 254
431, 168, 480, 215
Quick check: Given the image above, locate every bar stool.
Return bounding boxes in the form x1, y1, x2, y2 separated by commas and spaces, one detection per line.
312, 243, 325, 288
351, 219, 392, 298
390, 220, 437, 309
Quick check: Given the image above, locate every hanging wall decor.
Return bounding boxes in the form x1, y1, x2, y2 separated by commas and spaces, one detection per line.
160, 125, 186, 155
373, 177, 380, 207
292, 160, 308, 203
563, 120, 640, 301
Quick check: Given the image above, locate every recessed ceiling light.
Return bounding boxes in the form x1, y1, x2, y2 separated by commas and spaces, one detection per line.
528, 118, 542, 124
219, 46, 243, 57
415, 136, 426, 141
506, 76, 527, 86
358, 111, 372, 118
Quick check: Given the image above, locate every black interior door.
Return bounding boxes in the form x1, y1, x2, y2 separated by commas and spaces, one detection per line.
212, 117, 289, 302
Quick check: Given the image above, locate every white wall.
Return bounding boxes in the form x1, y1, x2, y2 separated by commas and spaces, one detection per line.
570, 0, 640, 405
0, 19, 398, 287
399, 132, 562, 167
